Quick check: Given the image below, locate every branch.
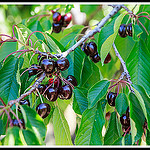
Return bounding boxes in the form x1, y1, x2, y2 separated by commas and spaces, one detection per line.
112, 43, 135, 93
8, 72, 46, 107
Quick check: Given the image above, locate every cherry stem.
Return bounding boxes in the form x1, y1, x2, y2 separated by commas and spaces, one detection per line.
137, 12, 150, 16
0, 97, 6, 106
3, 49, 33, 64
42, 83, 53, 96
12, 24, 19, 38
20, 68, 42, 77
9, 108, 23, 129
36, 88, 44, 104
117, 83, 120, 96
34, 39, 43, 48
0, 39, 17, 44
138, 15, 150, 20
27, 14, 51, 22
123, 126, 131, 137
4, 109, 13, 127
26, 31, 47, 46
0, 34, 13, 39
137, 18, 149, 36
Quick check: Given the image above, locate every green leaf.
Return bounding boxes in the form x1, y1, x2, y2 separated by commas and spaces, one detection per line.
146, 129, 150, 145
104, 111, 121, 145
100, 12, 126, 65
126, 39, 150, 96
88, 80, 110, 109
129, 92, 145, 142
20, 105, 46, 145
4, 127, 23, 145
53, 107, 73, 145
73, 87, 88, 115
132, 84, 150, 130
132, 24, 143, 41
0, 119, 4, 135
75, 101, 105, 145
0, 41, 17, 62
115, 93, 129, 116
0, 56, 21, 104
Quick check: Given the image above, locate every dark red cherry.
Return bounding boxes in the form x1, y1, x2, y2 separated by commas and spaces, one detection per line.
11, 119, 25, 129
53, 12, 62, 23
52, 23, 62, 33
62, 13, 72, 27
28, 64, 41, 77
81, 43, 90, 56
120, 114, 130, 127
36, 103, 51, 119
56, 58, 69, 71
40, 59, 55, 74
118, 24, 127, 38
90, 52, 101, 63
18, 99, 30, 112
59, 84, 72, 100
45, 87, 58, 101
126, 23, 132, 37
37, 84, 45, 95
107, 92, 117, 106
104, 53, 111, 64
86, 42, 97, 57
66, 75, 78, 86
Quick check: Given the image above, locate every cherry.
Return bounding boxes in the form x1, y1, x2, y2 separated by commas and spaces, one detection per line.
11, 119, 25, 129
58, 84, 72, 100
28, 64, 41, 77
40, 59, 55, 74
126, 23, 132, 37
86, 42, 97, 57
120, 114, 130, 127
36, 103, 51, 119
37, 84, 45, 95
107, 92, 117, 106
52, 12, 62, 23
90, 52, 101, 63
104, 53, 111, 64
45, 87, 58, 101
56, 58, 69, 71
118, 24, 127, 38
52, 23, 62, 33
62, 13, 72, 27
66, 75, 78, 86
18, 99, 30, 112
81, 43, 90, 56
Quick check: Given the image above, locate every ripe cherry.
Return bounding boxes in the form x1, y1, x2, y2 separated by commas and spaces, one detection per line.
36, 103, 51, 119
107, 92, 117, 106
37, 84, 45, 95
45, 87, 58, 101
52, 12, 62, 23
104, 53, 111, 64
59, 84, 72, 100
90, 52, 101, 63
63, 13, 72, 27
126, 23, 132, 37
120, 114, 130, 127
118, 24, 127, 38
28, 64, 41, 77
40, 59, 55, 74
18, 99, 30, 112
11, 119, 25, 129
86, 42, 97, 57
52, 23, 62, 33
66, 75, 78, 86
56, 58, 69, 71
81, 43, 90, 56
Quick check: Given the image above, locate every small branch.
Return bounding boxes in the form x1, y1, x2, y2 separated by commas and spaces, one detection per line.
8, 72, 46, 107
112, 43, 134, 93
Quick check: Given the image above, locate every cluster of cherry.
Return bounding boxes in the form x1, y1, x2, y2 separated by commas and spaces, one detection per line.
52, 10, 72, 33
81, 41, 111, 64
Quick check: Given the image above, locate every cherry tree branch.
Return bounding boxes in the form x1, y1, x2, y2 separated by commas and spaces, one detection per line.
112, 43, 135, 93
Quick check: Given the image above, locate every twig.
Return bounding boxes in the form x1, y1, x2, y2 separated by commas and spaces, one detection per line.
112, 43, 134, 93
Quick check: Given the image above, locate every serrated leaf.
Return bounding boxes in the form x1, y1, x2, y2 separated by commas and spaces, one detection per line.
73, 87, 88, 115
0, 56, 21, 104
100, 12, 126, 65
115, 93, 129, 116
88, 80, 110, 108
129, 92, 145, 142
104, 111, 121, 145
126, 39, 150, 96
0, 42, 17, 62
132, 84, 150, 130
53, 107, 73, 145
75, 101, 105, 145
20, 105, 46, 145
132, 24, 143, 41
146, 129, 150, 145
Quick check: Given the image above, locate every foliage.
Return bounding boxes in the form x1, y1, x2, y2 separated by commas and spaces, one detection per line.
0, 3, 150, 146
